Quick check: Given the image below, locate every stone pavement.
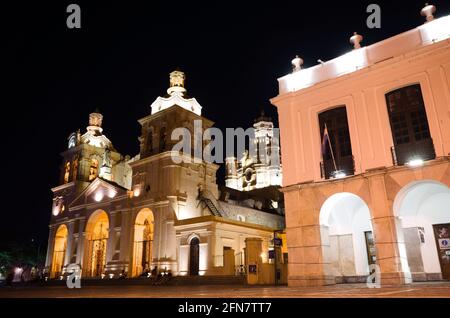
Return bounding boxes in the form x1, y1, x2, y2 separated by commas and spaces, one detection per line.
0, 282, 450, 298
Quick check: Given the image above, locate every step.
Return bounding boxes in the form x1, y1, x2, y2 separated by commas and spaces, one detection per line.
36, 275, 247, 287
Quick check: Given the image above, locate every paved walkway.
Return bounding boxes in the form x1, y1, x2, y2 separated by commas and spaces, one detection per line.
1, 282, 450, 298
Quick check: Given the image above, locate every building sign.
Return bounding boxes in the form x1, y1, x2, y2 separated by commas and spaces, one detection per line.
248, 264, 257, 274
438, 239, 450, 250
273, 238, 283, 246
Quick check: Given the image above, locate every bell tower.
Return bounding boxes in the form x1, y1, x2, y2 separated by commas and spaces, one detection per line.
51, 111, 131, 218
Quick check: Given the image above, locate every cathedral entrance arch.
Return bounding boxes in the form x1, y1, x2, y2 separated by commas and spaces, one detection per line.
320, 193, 375, 281
84, 210, 109, 277
50, 224, 68, 278
132, 208, 154, 277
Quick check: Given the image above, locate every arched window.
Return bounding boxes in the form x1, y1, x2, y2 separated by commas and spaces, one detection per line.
72, 156, 79, 181
89, 159, 99, 181
385, 84, 435, 165
63, 162, 71, 184
318, 106, 354, 179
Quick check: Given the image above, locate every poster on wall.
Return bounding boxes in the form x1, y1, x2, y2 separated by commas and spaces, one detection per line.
418, 227, 425, 243
438, 239, 450, 250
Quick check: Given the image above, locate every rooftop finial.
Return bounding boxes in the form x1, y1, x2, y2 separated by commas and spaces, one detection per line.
421, 3, 436, 23
350, 32, 363, 49
291, 55, 303, 72
89, 112, 103, 128
87, 111, 104, 135
167, 70, 187, 95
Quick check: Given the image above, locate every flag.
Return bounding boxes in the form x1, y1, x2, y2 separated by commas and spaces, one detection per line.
321, 124, 330, 157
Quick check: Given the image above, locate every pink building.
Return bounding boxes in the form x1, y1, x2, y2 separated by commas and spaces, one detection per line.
271, 6, 450, 286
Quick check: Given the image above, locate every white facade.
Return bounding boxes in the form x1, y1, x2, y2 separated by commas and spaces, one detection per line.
225, 115, 282, 191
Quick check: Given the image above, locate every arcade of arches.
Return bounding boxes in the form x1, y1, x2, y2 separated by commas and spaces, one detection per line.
283, 167, 450, 287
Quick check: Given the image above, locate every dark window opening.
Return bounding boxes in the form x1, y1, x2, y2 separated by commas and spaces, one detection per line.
385, 84, 435, 165
319, 106, 354, 179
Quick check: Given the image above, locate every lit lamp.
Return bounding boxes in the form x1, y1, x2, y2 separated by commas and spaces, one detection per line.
94, 191, 104, 202
406, 158, 424, 167
107, 189, 117, 198
133, 186, 141, 197
332, 170, 347, 179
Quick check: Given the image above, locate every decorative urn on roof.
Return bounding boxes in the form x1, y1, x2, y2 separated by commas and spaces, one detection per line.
291, 55, 303, 72
421, 3, 436, 23
350, 32, 363, 49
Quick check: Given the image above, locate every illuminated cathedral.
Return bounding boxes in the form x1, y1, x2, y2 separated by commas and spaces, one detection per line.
225, 112, 282, 191
45, 70, 284, 279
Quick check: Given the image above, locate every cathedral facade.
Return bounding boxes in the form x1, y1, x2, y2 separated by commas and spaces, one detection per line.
45, 71, 284, 279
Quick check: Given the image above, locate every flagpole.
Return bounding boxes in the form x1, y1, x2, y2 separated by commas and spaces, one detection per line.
325, 123, 338, 172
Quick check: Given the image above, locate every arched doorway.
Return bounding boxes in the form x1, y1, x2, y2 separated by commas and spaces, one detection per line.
394, 181, 450, 280
132, 208, 154, 277
189, 237, 200, 276
320, 193, 375, 281
51, 224, 68, 278
85, 210, 109, 277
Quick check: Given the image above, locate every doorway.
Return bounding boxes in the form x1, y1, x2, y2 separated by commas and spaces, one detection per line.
189, 237, 200, 276
433, 223, 450, 280
364, 231, 377, 266
132, 209, 154, 277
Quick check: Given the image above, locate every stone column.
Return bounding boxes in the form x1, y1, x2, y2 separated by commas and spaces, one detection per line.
76, 218, 86, 266
284, 187, 335, 287
106, 211, 119, 266
366, 172, 411, 285
245, 237, 263, 285
206, 233, 216, 270
45, 226, 57, 272
65, 221, 75, 266
120, 210, 132, 269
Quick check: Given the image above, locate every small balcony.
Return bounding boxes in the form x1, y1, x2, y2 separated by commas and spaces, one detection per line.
320, 155, 355, 180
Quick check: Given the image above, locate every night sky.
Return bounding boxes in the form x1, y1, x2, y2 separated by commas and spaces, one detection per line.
3, 1, 450, 250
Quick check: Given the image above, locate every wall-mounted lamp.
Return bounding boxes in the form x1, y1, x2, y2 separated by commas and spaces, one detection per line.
406, 158, 424, 167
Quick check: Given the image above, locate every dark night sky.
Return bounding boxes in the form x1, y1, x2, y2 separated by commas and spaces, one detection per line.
3, 1, 450, 249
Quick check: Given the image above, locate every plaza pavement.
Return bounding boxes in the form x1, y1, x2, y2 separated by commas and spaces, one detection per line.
0, 282, 450, 298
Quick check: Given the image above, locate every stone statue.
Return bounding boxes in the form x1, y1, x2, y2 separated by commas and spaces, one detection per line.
102, 149, 112, 168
